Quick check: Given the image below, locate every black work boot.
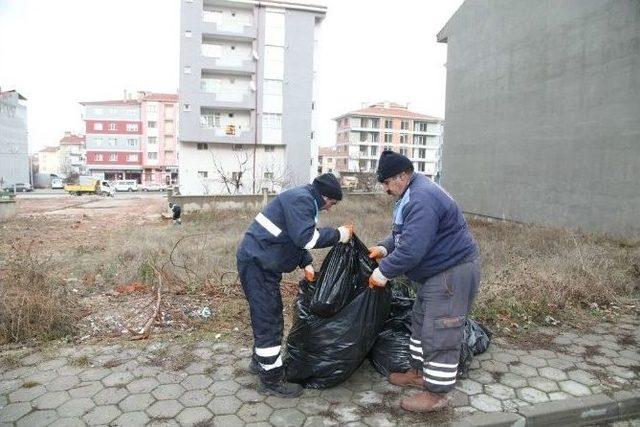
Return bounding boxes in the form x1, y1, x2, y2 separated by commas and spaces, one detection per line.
248, 357, 259, 374
258, 367, 303, 398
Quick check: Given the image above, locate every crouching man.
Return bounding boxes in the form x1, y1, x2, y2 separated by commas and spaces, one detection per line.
236, 173, 353, 398
368, 150, 480, 412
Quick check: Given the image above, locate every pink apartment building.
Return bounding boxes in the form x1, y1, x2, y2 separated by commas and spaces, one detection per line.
139, 92, 179, 185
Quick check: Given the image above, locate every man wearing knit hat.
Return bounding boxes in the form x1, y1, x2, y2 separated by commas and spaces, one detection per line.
368, 150, 480, 413
236, 173, 353, 397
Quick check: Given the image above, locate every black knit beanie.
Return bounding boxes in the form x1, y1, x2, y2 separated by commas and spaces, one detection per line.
312, 173, 343, 200
376, 150, 414, 182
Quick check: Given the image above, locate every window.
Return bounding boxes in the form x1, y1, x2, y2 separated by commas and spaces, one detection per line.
264, 145, 275, 152
232, 144, 243, 151
385, 119, 393, 129
197, 143, 208, 150
419, 148, 426, 158
108, 138, 116, 146
414, 135, 426, 145
183, 66, 191, 74
371, 118, 379, 128
148, 152, 158, 160
400, 121, 409, 130
126, 123, 138, 132
148, 137, 157, 145
400, 134, 408, 144
263, 79, 283, 113
109, 153, 117, 162
147, 121, 157, 128
370, 146, 378, 156
360, 132, 367, 142
109, 123, 117, 131
147, 104, 158, 113
415, 122, 428, 132
200, 112, 221, 128
127, 154, 138, 162
183, 104, 191, 112
164, 150, 174, 157
94, 137, 103, 146
418, 162, 425, 172
384, 133, 392, 143
185, 30, 192, 38
264, 46, 284, 79
127, 138, 136, 147
370, 160, 377, 169
93, 122, 103, 131
232, 171, 243, 182
265, 11, 285, 46
95, 153, 103, 161
264, 172, 274, 179
198, 171, 208, 178
399, 148, 407, 156
262, 113, 282, 129
359, 145, 367, 154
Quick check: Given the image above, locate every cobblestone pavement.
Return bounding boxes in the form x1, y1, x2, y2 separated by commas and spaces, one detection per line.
1, 315, 638, 426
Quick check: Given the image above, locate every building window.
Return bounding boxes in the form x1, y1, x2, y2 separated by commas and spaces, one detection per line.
93, 123, 103, 131
109, 153, 117, 162
148, 152, 158, 160
95, 137, 103, 146
264, 172, 274, 179
147, 104, 158, 113
265, 10, 285, 46
264, 145, 275, 152
385, 119, 393, 129
370, 160, 377, 169
359, 132, 367, 142
185, 30, 192, 38
148, 121, 157, 128
200, 111, 221, 128
399, 148, 407, 156
371, 118, 379, 128
419, 148, 426, 158
109, 123, 117, 131
418, 162, 425, 172
371, 146, 378, 156
400, 134, 408, 144
127, 138, 136, 147
232, 171, 243, 182
164, 150, 174, 158
232, 144, 243, 151
108, 138, 116, 146
184, 66, 191, 74
198, 171, 208, 179
126, 123, 138, 132
148, 136, 157, 145
400, 121, 409, 130
384, 133, 392, 143
415, 122, 428, 132
95, 153, 103, 161
197, 143, 208, 150
414, 135, 426, 145
127, 154, 139, 162
183, 104, 191, 112
264, 46, 284, 79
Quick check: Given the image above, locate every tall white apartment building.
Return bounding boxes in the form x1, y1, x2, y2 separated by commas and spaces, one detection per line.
334, 102, 444, 180
178, 0, 327, 195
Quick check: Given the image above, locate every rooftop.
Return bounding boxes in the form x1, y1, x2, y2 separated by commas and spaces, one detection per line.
79, 100, 140, 106
39, 146, 59, 153
59, 133, 85, 145
335, 102, 443, 121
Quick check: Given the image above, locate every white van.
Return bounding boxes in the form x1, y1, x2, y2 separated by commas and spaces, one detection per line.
51, 178, 64, 189
113, 180, 139, 192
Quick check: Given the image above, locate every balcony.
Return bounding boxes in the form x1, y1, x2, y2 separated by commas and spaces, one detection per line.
202, 20, 255, 40
197, 92, 254, 110
200, 56, 255, 75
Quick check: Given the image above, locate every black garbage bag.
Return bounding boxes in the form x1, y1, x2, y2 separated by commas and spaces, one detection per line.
458, 318, 492, 377
309, 235, 374, 317
285, 237, 392, 388
368, 282, 415, 377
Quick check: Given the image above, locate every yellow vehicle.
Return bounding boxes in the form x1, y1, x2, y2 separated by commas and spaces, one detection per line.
64, 177, 115, 197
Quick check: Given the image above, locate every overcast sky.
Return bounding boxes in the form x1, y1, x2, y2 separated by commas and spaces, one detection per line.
0, 0, 463, 153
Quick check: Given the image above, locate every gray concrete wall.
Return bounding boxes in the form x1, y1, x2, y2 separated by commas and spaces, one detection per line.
0, 92, 29, 187
438, 0, 640, 237
283, 10, 316, 186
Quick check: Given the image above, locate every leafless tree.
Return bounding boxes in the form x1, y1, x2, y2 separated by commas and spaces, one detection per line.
210, 150, 250, 195
257, 156, 292, 193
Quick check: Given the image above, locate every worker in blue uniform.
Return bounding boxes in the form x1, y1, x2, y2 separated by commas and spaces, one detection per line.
368, 150, 480, 413
236, 173, 353, 397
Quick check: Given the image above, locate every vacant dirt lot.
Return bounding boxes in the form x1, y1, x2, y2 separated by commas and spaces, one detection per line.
1, 193, 638, 346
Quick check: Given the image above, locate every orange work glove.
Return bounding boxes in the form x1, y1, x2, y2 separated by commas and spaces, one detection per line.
338, 224, 354, 243
304, 265, 315, 282
368, 267, 388, 289
368, 245, 388, 262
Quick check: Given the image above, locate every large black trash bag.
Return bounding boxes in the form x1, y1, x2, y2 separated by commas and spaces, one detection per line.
309, 235, 374, 317
368, 282, 415, 377
458, 318, 492, 377
285, 237, 392, 389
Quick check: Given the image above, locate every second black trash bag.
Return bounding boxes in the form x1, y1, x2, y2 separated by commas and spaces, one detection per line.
285, 237, 392, 389
458, 318, 492, 377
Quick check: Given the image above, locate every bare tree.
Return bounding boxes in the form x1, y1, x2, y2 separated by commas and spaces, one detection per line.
257, 156, 292, 193
210, 150, 250, 195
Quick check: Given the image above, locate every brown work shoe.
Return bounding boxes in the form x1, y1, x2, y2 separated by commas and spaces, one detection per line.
388, 369, 423, 388
400, 391, 449, 413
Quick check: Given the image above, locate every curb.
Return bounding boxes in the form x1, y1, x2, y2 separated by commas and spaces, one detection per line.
450, 389, 640, 426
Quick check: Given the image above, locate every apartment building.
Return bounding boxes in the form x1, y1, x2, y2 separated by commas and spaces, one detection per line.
37, 146, 60, 175
317, 146, 336, 174
139, 92, 179, 185
0, 89, 29, 187
178, 0, 327, 195
333, 102, 443, 180
58, 132, 86, 175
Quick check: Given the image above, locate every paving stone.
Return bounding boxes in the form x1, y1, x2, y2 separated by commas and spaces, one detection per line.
16, 409, 58, 427
146, 399, 183, 418
68, 381, 103, 398
56, 365, 86, 377
333, 405, 360, 423
548, 391, 572, 401
453, 405, 477, 417
502, 398, 529, 412
34, 390, 70, 409
238, 402, 273, 422
567, 369, 599, 386
480, 360, 510, 373
93, 387, 129, 405
558, 380, 591, 396
56, 397, 95, 417
180, 389, 213, 407
212, 414, 244, 427
1, 402, 32, 422
353, 391, 384, 406
265, 395, 300, 409
192, 348, 213, 359
181, 374, 213, 391
102, 371, 134, 388
9, 384, 46, 402
152, 383, 185, 400
208, 395, 243, 415
547, 358, 575, 370
518, 355, 547, 368
47, 375, 80, 391
236, 387, 265, 403
528, 377, 560, 393
455, 379, 483, 395
607, 365, 637, 379
363, 415, 396, 427
467, 370, 495, 384
269, 408, 306, 426
21, 352, 46, 366
213, 365, 236, 381
537, 366, 568, 381
516, 387, 549, 404
492, 352, 519, 364
183, 361, 210, 375
320, 386, 353, 401
126, 377, 159, 394
484, 383, 516, 400
613, 358, 636, 367
498, 372, 527, 388
83, 404, 121, 425
156, 371, 187, 385
509, 363, 538, 378
209, 379, 241, 396
112, 410, 149, 426
297, 397, 331, 415
587, 355, 614, 366
530, 349, 556, 358
50, 417, 85, 427
3, 366, 37, 380
78, 368, 111, 382
176, 407, 213, 425
118, 392, 155, 412
469, 394, 502, 412
36, 358, 68, 371
553, 335, 574, 345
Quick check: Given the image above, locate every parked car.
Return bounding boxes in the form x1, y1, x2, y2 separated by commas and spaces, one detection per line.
141, 182, 166, 192
3, 183, 32, 192
113, 180, 139, 192
51, 178, 64, 189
